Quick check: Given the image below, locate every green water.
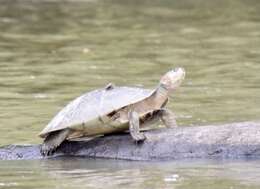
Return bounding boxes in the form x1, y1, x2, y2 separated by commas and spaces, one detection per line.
0, 0, 260, 188
1, 158, 260, 189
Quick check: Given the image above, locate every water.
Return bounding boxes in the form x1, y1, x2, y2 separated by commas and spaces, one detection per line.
0, 0, 260, 188
1, 158, 260, 189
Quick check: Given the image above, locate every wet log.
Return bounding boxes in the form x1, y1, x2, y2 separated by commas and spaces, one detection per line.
1, 121, 260, 160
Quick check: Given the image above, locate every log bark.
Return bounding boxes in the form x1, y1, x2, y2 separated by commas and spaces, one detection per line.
1, 121, 260, 160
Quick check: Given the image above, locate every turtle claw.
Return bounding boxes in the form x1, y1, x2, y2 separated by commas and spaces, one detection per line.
40, 144, 56, 156
132, 133, 146, 143
40, 146, 48, 156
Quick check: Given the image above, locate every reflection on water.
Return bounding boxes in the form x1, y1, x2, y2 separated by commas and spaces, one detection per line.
1, 158, 260, 189
0, 0, 260, 188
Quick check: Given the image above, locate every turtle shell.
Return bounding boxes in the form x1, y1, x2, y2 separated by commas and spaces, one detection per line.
39, 86, 154, 138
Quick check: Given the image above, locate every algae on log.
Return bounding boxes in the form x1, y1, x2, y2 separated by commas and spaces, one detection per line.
1, 121, 260, 161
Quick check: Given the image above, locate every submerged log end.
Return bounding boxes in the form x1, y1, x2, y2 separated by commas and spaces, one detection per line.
1, 121, 260, 160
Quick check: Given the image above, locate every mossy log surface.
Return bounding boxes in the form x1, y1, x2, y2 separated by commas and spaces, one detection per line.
1, 121, 260, 161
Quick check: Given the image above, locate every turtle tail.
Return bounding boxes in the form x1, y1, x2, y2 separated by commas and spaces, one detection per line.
41, 129, 70, 156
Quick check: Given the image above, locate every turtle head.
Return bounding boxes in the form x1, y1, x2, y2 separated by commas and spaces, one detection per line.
159, 68, 185, 91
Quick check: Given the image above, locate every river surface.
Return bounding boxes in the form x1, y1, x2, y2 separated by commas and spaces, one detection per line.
0, 0, 260, 188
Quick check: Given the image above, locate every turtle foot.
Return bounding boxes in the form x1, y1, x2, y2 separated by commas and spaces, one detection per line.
40, 144, 56, 156
132, 133, 146, 143
40, 129, 70, 156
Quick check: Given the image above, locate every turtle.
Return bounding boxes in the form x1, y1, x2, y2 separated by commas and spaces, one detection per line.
39, 68, 185, 156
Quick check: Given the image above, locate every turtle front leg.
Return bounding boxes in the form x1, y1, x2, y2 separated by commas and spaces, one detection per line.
128, 111, 146, 142
159, 109, 177, 128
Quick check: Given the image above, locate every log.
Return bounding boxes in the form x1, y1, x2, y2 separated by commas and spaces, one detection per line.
1, 121, 260, 161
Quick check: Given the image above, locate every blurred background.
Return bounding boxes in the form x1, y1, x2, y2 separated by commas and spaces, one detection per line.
1, 0, 259, 145
0, 0, 260, 188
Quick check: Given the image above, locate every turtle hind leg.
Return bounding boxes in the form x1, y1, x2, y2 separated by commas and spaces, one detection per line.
41, 129, 70, 156
128, 111, 146, 142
